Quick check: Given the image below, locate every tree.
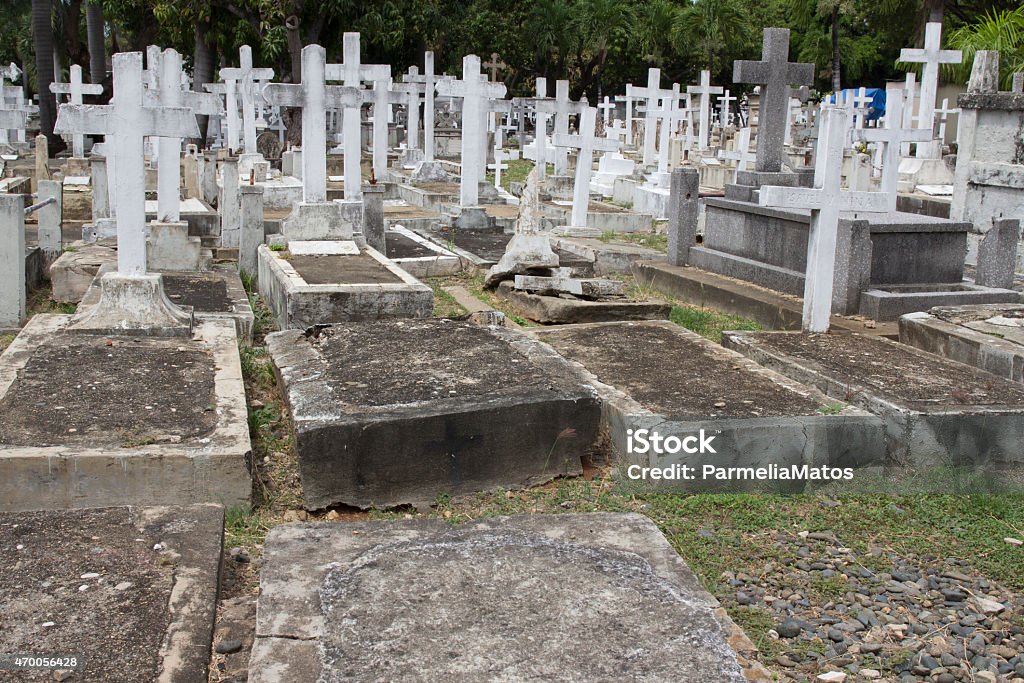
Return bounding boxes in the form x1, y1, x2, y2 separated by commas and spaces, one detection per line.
675, 0, 755, 83
85, 0, 105, 85
32, 0, 62, 151
945, 5, 1024, 88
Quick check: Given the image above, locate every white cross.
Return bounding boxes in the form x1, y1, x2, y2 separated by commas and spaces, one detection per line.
759, 105, 889, 333
324, 33, 390, 200
489, 147, 510, 189
371, 77, 407, 178
402, 52, 438, 160
1, 83, 34, 144
899, 73, 918, 155
144, 48, 222, 222
262, 44, 363, 204
687, 70, 723, 151
483, 53, 506, 82
606, 119, 627, 144
553, 106, 620, 227
900, 21, 961, 155
49, 64, 103, 157
397, 66, 426, 150
598, 96, 615, 124
718, 127, 755, 182
652, 84, 688, 173
552, 81, 583, 175
523, 77, 551, 178
435, 54, 507, 207
616, 87, 636, 141
54, 52, 200, 276
630, 69, 673, 166
203, 81, 241, 152
934, 97, 959, 142
220, 46, 275, 157
717, 89, 736, 127
852, 87, 932, 212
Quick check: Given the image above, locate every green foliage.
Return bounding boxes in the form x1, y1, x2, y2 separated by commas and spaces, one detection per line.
669, 304, 761, 343
944, 6, 1024, 87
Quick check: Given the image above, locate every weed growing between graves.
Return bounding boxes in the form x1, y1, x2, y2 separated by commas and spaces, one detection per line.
484, 158, 537, 192
424, 272, 533, 326
26, 284, 77, 316
0, 335, 12, 353
597, 230, 669, 253
670, 304, 761, 343
426, 279, 469, 318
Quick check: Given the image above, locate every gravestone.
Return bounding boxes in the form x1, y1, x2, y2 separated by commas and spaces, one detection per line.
49, 64, 103, 160
552, 107, 620, 228
630, 69, 671, 167
899, 22, 962, 159
687, 70, 723, 151
220, 46, 275, 179
718, 127, 754, 183
0, 194, 25, 327
667, 167, 700, 266
484, 166, 559, 288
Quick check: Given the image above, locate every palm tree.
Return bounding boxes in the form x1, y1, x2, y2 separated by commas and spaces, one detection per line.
676, 0, 753, 78
85, 0, 105, 85
634, 0, 679, 67
573, 0, 634, 99
31, 0, 59, 150
945, 6, 1024, 89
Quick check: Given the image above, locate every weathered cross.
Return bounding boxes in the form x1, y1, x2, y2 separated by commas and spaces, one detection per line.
145, 48, 223, 222
899, 73, 918, 155
483, 52, 507, 83
219, 46, 275, 157
435, 54, 507, 206
852, 85, 933, 212
397, 66, 426, 150
552, 106, 620, 227
616, 86, 637, 142
630, 69, 674, 166
717, 89, 736, 127
900, 21, 961, 156
687, 70, 723, 151
204, 80, 241, 152
734, 28, 815, 173
514, 77, 552, 178
0, 87, 30, 142
54, 51, 200, 275
371, 77, 407, 178
718, 126, 755, 182
652, 85, 688, 174
401, 52, 438, 160
324, 32, 390, 200
934, 97, 959, 141
49, 64, 104, 157
263, 44, 363, 204
598, 96, 615, 124
759, 106, 888, 333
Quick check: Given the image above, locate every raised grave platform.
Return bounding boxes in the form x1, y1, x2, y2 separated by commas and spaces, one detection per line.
723, 331, 1024, 473
535, 321, 883, 491
495, 280, 671, 324
249, 513, 763, 683
0, 316, 251, 511
899, 304, 1024, 384
0, 504, 222, 682
551, 235, 667, 275
257, 243, 433, 330
266, 319, 601, 509
385, 225, 462, 277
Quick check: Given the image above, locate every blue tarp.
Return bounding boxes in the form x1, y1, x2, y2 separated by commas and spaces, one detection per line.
829, 88, 887, 120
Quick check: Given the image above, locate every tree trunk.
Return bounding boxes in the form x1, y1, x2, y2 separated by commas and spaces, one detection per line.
924, 0, 944, 23
193, 18, 216, 146
32, 0, 61, 152
85, 0, 106, 85
285, 15, 302, 82
830, 6, 841, 93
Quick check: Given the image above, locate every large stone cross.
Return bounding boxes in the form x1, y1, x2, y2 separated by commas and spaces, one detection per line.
616, 87, 637, 141
402, 52, 438, 160
553, 106, 620, 227
204, 81, 241, 151
49, 64, 104, 157
630, 68, 674, 166
483, 52, 507, 82
219, 46, 274, 157
263, 44, 363, 204
900, 21, 961, 152
396, 66, 426, 150
687, 70, 723, 151
652, 85, 689, 174
759, 106, 888, 333
734, 28, 815, 173
435, 54, 507, 207
54, 51, 200, 276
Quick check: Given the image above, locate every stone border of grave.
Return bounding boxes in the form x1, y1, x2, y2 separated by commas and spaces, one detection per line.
385, 225, 464, 277
256, 244, 433, 330
899, 307, 1024, 384
0, 316, 252, 511
532, 321, 884, 491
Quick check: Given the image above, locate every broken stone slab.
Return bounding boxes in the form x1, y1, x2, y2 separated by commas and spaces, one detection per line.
410, 159, 451, 182
0, 504, 223, 682
514, 273, 625, 299
723, 330, 1024, 470
483, 232, 560, 288
266, 319, 602, 509
281, 200, 364, 244
48, 244, 117, 303
249, 513, 761, 683
497, 281, 671, 324
0, 315, 252, 510
535, 321, 883, 490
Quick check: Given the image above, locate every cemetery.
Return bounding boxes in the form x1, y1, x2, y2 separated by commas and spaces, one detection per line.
1, 2, 1023, 682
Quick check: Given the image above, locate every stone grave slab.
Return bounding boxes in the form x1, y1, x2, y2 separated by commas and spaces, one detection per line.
382, 200, 441, 233
265, 319, 602, 509
723, 330, 1024, 469
249, 513, 765, 683
859, 282, 1022, 321
49, 244, 118, 303
535, 321, 883, 491
257, 244, 433, 329
0, 504, 222, 682
550, 235, 667, 275
384, 225, 462, 277
899, 304, 1024, 384
417, 225, 514, 267
0, 316, 251, 511
496, 280, 671, 324
395, 180, 461, 208
78, 265, 255, 344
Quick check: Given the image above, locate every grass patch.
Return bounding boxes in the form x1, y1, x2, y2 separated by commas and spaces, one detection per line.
669, 304, 761, 343
224, 505, 272, 547
597, 230, 668, 253
427, 279, 469, 318
0, 335, 13, 353
424, 272, 533, 327
485, 158, 538, 192
26, 285, 77, 317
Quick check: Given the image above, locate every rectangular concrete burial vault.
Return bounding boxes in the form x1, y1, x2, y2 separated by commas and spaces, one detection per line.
266, 318, 603, 509
257, 243, 433, 329
722, 330, 1024, 469
0, 504, 223, 683
0, 316, 252, 511
248, 513, 767, 683
533, 321, 884, 492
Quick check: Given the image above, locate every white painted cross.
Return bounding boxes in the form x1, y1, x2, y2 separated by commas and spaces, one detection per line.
653, 84, 688, 174
553, 106, 620, 227
219, 46, 275, 157
54, 51, 200, 275
204, 80, 241, 152
934, 97, 959, 143
49, 64, 103, 157
598, 96, 615, 124
850, 87, 873, 129
262, 44, 363, 204
852, 87, 932, 212
402, 52, 438, 160
145, 48, 222, 222
900, 73, 918, 155
900, 21, 961, 157
435, 54, 507, 207
371, 77, 407, 178
759, 105, 889, 333
631, 69, 673, 166
717, 89, 736, 127
616, 86, 637, 143
0, 88, 30, 142
325, 32, 390, 200
489, 146, 510, 189
718, 127, 755, 182
687, 70, 723, 151
397, 66, 426, 150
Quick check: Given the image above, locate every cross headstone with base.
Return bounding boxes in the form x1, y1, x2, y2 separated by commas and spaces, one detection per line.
553, 106, 620, 227
934, 97, 959, 143
631, 69, 673, 167
204, 81, 241, 152
718, 127, 754, 182
652, 85, 688, 175
616, 87, 637, 144
402, 52, 439, 161
598, 96, 615, 125
734, 28, 815, 177
397, 66, 426, 150
54, 51, 201, 335
759, 106, 889, 333
49, 64, 103, 158
900, 21, 961, 158
435, 55, 507, 207
219, 46, 275, 163
717, 89, 736, 127
687, 70, 723, 151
